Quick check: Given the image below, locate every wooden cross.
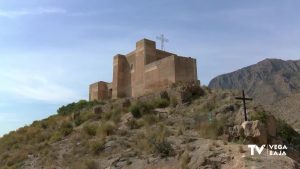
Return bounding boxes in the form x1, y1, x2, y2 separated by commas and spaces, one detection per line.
235, 90, 253, 121
156, 34, 169, 51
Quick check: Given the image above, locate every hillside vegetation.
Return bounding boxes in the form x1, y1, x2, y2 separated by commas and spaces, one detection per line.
0, 87, 299, 169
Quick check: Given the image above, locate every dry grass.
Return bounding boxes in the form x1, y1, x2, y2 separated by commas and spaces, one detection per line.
97, 121, 116, 137
85, 159, 99, 169
198, 120, 224, 139
180, 151, 191, 169
89, 139, 105, 155
83, 124, 98, 137
134, 124, 174, 157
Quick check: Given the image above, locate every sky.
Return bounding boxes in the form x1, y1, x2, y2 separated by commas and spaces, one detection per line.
0, 0, 300, 136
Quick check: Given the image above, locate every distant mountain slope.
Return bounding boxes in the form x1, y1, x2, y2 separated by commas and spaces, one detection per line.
209, 58, 300, 105
267, 92, 300, 132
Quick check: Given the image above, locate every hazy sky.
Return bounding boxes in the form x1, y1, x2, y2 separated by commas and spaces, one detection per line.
0, 0, 300, 136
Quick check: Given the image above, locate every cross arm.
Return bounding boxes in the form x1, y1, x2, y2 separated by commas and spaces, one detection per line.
235, 97, 253, 101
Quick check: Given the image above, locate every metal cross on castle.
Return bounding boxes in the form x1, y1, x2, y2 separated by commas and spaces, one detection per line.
235, 90, 253, 121
156, 34, 169, 51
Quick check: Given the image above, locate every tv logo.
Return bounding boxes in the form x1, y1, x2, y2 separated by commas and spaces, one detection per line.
247, 144, 287, 156
248, 145, 265, 155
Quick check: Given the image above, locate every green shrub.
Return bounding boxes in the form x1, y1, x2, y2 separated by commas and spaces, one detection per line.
89, 139, 105, 155
129, 102, 154, 118
151, 138, 174, 158
104, 109, 121, 123
50, 131, 63, 143
74, 116, 84, 126
148, 125, 174, 157
130, 104, 142, 118
135, 124, 174, 157
277, 119, 300, 144
60, 121, 73, 136
73, 111, 96, 127
83, 124, 98, 136
250, 111, 267, 123
152, 98, 170, 108
57, 100, 99, 116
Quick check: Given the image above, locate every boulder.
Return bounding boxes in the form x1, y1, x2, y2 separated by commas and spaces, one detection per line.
228, 125, 244, 139
241, 120, 267, 145
119, 113, 133, 130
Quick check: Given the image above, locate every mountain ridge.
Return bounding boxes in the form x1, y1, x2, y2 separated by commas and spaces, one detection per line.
209, 58, 300, 104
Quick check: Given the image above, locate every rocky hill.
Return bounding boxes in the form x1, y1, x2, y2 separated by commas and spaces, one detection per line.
209, 59, 300, 104
266, 92, 300, 132
0, 84, 299, 169
208, 59, 300, 130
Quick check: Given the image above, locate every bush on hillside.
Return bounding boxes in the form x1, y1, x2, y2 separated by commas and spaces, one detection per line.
57, 100, 102, 116
135, 124, 174, 157
60, 121, 73, 136
74, 111, 96, 126
152, 98, 170, 108
129, 98, 171, 119
277, 119, 300, 149
83, 124, 98, 136
149, 124, 173, 157
50, 131, 63, 143
98, 121, 116, 136
129, 102, 154, 118
130, 104, 142, 118
150, 138, 174, 158
89, 139, 105, 155
103, 108, 122, 123
250, 111, 267, 123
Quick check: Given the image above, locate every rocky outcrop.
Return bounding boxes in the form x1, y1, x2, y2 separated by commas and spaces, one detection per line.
241, 120, 268, 145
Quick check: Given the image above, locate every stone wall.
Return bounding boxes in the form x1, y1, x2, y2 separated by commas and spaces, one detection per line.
112, 54, 131, 98
174, 56, 197, 82
143, 55, 176, 95
89, 81, 109, 101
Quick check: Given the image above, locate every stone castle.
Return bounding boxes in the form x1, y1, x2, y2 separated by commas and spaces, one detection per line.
89, 39, 198, 101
